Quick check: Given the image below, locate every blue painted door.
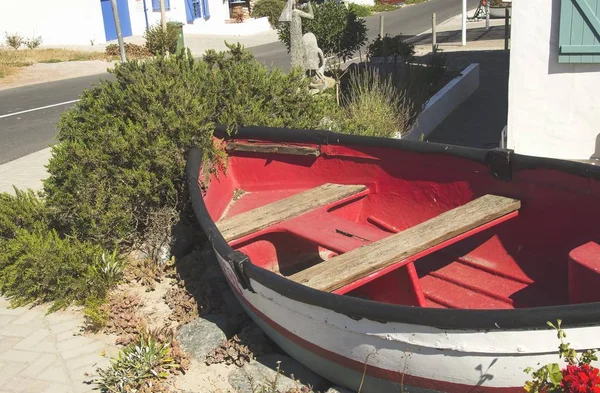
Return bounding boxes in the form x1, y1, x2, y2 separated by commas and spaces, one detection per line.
101, 0, 133, 41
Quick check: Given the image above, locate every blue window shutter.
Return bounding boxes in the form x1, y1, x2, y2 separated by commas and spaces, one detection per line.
202, 0, 210, 18
559, 0, 600, 63
152, 0, 170, 12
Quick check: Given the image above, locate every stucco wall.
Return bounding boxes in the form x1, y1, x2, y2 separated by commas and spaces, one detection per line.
507, 0, 600, 160
1, 0, 106, 46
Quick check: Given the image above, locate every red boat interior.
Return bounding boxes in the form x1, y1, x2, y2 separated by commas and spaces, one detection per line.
201, 140, 600, 310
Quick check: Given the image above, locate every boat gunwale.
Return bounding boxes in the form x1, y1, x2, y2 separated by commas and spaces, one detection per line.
186, 125, 600, 331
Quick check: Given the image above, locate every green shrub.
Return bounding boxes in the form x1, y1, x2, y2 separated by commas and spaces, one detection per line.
25, 36, 42, 50
144, 22, 180, 56
0, 228, 107, 311
367, 34, 415, 60
4, 32, 23, 50
348, 3, 372, 17
277, 1, 368, 61
0, 188, 53, 240
338, 67, 412, 137
252, 0, 286, 27
105, 43, 152, 58
43, 45, 336, 248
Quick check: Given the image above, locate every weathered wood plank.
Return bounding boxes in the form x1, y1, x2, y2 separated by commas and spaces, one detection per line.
289, 194, 521, 293
226, 142, 321, 157
217, 183, 367, 242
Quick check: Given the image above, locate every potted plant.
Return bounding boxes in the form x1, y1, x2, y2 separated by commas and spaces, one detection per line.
367, 34, 415, 65
489, 0, 511, 18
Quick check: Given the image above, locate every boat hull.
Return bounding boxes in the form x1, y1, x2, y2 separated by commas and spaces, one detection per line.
185, 126, 600, 393
215, 252, 599, 393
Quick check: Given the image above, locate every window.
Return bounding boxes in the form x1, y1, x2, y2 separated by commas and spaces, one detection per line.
559, 0, 600, 63
152, 0, 171, 12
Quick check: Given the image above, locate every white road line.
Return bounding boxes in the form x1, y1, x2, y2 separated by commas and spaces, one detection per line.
0, 99, 80, 120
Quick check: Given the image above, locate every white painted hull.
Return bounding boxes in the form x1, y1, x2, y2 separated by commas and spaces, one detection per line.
216, 253, 600, 392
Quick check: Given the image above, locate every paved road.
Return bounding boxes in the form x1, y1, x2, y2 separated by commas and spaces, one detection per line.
0, 0, 478, 164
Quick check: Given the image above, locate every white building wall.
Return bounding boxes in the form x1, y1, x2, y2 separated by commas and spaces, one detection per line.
0, 0, 106, 46
507, 0, 600, 160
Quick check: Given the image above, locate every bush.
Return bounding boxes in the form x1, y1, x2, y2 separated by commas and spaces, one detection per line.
367, 34, 415, 60
0, 188, 53, 240
144, 22, 180, 56
372, 1, 398, 12
43, 45, 337, 248
4, 32, 23, 50
338, 67, 412, 137
25, 36, 42, 50
0, 228, 107, 311
105, 43, 152, 58
277, 1, 368, 61
348, 3, 372, 17
251, 0, 286, 27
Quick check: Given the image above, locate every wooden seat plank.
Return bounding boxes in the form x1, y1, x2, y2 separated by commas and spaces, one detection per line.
288, 194, 521, 293
217, 183, 367, 242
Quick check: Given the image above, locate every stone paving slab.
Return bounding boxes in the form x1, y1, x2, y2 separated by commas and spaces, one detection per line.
0, 297, 118, 393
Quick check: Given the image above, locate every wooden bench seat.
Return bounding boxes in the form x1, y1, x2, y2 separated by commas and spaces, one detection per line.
217, 183, 367, 242
288, 194, 521, 293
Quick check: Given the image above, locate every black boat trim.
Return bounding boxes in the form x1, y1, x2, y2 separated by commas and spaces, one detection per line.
186, 126, 600, 331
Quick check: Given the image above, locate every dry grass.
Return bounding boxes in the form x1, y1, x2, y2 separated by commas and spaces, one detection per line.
0, 48, 107, 79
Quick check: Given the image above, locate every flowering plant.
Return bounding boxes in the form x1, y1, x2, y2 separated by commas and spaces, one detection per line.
524, 320, 599, 393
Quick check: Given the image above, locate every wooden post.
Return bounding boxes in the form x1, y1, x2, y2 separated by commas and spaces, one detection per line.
432, 13, 436, 53
160, 0, 167, 32
462, 0, 467, 46
110, 0, 127, 63
379, 14, 384, 38
485, 0, 490, 30
504, 7, 510, 50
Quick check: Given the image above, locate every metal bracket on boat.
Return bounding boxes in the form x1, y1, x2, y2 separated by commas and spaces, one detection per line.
486, 148, 513, 181
227, 250, 255, 293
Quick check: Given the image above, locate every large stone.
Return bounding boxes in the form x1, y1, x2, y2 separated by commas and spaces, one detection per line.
228, 353, 330, 393
177, 314, 230, 362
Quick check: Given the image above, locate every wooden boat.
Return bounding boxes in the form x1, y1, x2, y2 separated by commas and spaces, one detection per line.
186, 126, 600, 393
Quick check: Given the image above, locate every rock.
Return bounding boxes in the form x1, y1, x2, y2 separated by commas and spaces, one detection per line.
177, 314, 231, 361
228, 353, 329, 393
222, 288, 249, 329
326, 387, 355, 393
170, 221, 203, 259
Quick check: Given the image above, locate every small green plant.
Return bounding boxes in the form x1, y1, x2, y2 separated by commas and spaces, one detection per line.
96, 329, 181, 392
83, 297, 110, 332
524, 320, 600, 393
277, 1, 368, 61
338, 67, 412, 138
92, 249, 124, 289
348, 3, 373, 17
4, 32, 23, 50
0, 228, 107, 311
25, 36, 42, 50
251, 0, 286, 27
367, 34, 415, 60
39, 58, 61, 63
144, 22, 180, 56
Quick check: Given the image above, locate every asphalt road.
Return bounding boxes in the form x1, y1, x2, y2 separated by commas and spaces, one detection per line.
0, 0, 478, 165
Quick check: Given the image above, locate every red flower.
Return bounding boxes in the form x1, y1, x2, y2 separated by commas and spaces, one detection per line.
561, 364, 600, 393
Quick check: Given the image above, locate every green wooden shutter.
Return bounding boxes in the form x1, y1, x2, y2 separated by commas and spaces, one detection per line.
559, 0, 600, 63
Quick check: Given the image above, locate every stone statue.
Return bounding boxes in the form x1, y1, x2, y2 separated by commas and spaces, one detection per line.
279, 0, 331, 94
279, 0, 315, 70
302, 32, 325, 79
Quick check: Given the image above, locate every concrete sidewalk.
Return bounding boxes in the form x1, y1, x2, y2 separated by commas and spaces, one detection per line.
0, 298, 117, 393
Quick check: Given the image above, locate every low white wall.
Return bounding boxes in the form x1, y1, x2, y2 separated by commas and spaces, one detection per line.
403, 63, 480, 141
184, 16, 271, 35
507, 0, 600, 160
1, 0, 106, 46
